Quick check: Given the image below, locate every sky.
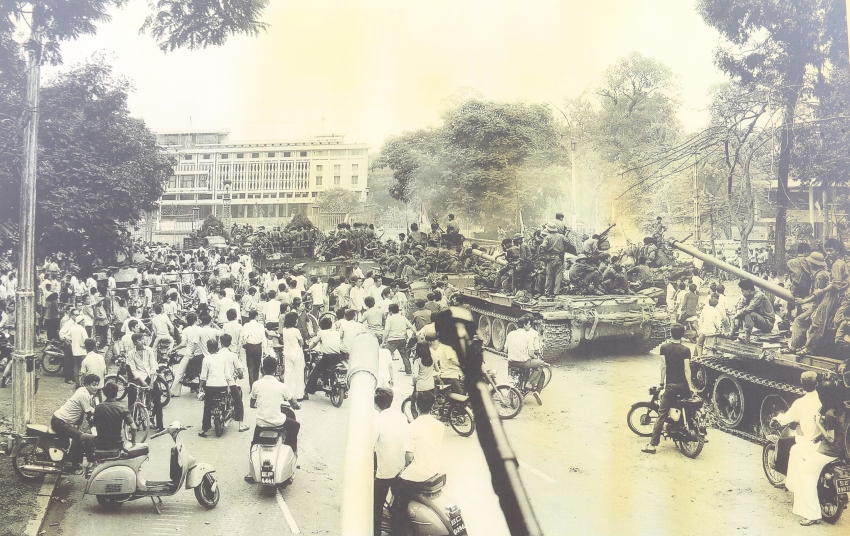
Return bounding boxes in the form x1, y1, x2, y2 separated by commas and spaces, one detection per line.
45, 0, 729, 151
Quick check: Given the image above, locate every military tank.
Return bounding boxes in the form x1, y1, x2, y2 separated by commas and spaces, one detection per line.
454, 250, 670, 361
668, 239, 850, 447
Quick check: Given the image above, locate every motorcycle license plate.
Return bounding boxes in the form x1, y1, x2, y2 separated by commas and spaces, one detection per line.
837, 478, 850, 495
261, 470, 275, 484
449, 514, 467, 536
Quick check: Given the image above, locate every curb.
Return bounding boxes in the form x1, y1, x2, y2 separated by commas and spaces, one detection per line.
25, 474, 58, 536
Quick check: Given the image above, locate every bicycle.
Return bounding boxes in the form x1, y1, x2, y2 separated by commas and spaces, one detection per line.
104, 355, 171, 408
125, 383, 153, 443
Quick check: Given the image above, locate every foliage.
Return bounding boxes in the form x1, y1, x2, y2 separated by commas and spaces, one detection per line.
197, 214, 230, 241
284, 213, 315, 231
697, 0, 849, 268
376, 99, 560, 231
315, 187, 362, 214
0, 56, 173, 263
141, 0, 269, 52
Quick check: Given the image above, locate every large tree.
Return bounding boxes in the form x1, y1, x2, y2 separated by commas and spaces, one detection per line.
0, 57, 173, 266
376, 99, 560, 232
697, 0, 848, 269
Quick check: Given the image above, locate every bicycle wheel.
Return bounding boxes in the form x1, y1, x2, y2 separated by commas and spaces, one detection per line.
401, 397, 417, 423
155, 377, 172, 408
540, 364, 553, 391
330, 385, 345, 408
104, 375, 128, 402
130, 405, 150, 442
448, 405, 475, 437
492, 385, 522, 419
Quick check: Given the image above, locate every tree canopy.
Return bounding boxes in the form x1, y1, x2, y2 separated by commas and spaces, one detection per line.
0, 56, 173, 264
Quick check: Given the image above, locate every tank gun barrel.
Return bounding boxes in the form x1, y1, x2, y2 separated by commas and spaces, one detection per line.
667, 238, 795, 303
472, 249, 508, 266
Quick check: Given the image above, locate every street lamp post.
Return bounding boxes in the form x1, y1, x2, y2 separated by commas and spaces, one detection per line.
222, 179, 232, 231
192, 205, 200, 231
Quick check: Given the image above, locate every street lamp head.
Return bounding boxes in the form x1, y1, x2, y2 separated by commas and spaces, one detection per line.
571, 140, 577, 151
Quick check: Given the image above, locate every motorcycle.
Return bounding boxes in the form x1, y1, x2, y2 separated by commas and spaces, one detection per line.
401, 384, 476, 437
84, 421, 220, 512
627, 385, 707, 458
156, 348, 182, 387
105, 355, 172, 408
39, 338, 65, 376
208, 387, 234, 437
304, 350, 348, 408
380, 474, 468, 536
762, 422, 850, 524
507, 361, 553, 405
483, 368, 522, 420
9, 421, 91, 480
248, 404, 298, 491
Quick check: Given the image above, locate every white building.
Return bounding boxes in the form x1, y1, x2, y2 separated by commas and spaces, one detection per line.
153, 130, 369, 237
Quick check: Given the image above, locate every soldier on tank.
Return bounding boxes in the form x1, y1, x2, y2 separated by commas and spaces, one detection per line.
494, 238, 520, 294
568, 254, 603, 295
540, 224, 568, 297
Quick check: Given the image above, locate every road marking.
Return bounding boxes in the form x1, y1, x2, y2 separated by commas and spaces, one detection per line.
517, 460, 556, 483
276, 490, 301, 534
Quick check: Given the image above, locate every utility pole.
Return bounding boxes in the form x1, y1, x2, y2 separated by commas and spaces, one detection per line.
13, 29, 41, 434
693, 154, 701, 243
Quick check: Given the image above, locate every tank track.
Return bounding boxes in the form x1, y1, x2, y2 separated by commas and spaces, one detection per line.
467, 304, 571, 361
695, 356, 804, 396
701, 400, 771, 447
695, 356, 804, 447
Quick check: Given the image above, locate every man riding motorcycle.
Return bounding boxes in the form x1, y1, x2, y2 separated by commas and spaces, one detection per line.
642, 323, 696, 454
244, 357, 302, 484
52, 373, 99, 472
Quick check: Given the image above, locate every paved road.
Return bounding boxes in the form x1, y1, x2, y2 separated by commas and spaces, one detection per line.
40, 347, 848, 535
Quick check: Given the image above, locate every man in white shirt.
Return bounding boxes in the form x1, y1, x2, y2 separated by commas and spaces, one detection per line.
245, 357, 302, 483
397, 391, 444, 514
294, 271, 308, 292
216, 289, 240, 325
193, 279, 208, 306
772, 371, 822, 496
695, 294, 724, 357
62, 315, 89, 386
335, 276, 351, 310
126, 333, 164, 430
79, 338, 106, 389
240, 287, 257, 324
338, 309, 366, 359
222, 309, 242, 353
263, 292, 283, 330
307, 276, 325, 317
349, 277, 367, 318
171, 313, 202, 396
373, 388, 412, 535
241, 310, 270, 387
218, 333, 249, 432
149, 303, 175, 354
382, 304, 415, 375
506, 316, 544, 403
198, 339, 234, 437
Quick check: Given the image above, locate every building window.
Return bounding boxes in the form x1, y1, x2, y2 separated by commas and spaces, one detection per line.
221, 154, 229, 159
180, 176, 194, 188
268, 152, 275, 157
198, 176, 208, 188
203, 154, 211, 160
161, 194, 176, 201
283, 152, 291, 157
299, 151, 307, 157
183, 154, 192, 160
168, 176, 177, 188
352, 163, 359, 173
316, 164, 323, 172
312, 150, 327, 157
351, 175, 358, 186
334, 175, 340, 186
252, 152, 259, 158
316, 175, 323, 186
237, 153, 244, 159
312, 192, 317, 197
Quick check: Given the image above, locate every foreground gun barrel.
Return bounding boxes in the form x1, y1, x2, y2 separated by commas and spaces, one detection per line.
667, 238, 795, 303
472, 249, 508, 266
340, 333, 380, 535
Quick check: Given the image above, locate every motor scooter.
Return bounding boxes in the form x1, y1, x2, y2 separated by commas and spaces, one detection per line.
9, 422, 89, 480
0, 328, 14, 387
380, 473, 468, 536
248, 404, 298, 492
84, 420, 220, 512
762, 421, 850, 523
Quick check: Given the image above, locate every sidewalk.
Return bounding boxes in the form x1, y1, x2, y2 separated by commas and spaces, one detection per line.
0, 367, 76, 536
